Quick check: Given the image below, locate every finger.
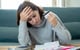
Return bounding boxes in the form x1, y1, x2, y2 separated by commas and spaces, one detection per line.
22, 7, 32, 17
24, 7, 32, 16
49, 12, 56, 18
22, 6, 29, 12
24, 7, 32, 14
28, 11, 33, 18
24, 7, 31, 13
26, 8, 32, 15
25, 10, 33, 19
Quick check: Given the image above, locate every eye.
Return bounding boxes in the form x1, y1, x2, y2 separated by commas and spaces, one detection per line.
33, 16, 36, 18
32, 14, 36, 18
28, 18, 32, 21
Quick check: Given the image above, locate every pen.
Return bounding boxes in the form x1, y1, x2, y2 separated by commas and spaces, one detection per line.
44, 10, 50, 19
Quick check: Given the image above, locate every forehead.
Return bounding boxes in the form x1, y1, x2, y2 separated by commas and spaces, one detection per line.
33, 10, 39, 15
28, 10, 38, 18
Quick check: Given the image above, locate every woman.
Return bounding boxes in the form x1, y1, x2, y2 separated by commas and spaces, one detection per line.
17, 1, 71, 46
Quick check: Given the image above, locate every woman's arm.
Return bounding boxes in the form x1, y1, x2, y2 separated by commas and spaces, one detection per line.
47, 11, 71, 44
18, 20, 31, 46
18, 7, 33, 46
54, 21, 71, 44
53, 12, 71, 44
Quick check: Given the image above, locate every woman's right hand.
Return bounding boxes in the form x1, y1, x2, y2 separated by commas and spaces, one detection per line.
20, 6, 33, 21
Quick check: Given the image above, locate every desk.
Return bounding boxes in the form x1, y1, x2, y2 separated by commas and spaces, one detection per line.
0, 44, 80, 50
71, 43, 80, 47
62, 43, 80, 47
0, 45, 33, 50
0, 46, 17, 50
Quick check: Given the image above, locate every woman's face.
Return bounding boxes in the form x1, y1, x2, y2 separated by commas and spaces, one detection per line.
27, 10, 42, 26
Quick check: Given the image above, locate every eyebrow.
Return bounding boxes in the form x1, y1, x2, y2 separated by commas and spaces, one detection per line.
27, 14, 35, 21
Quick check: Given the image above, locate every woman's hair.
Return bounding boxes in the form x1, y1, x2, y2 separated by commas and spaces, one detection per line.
17, 1, 44, 27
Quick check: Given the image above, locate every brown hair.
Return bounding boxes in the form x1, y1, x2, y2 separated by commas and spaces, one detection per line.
17, 1, 44, 27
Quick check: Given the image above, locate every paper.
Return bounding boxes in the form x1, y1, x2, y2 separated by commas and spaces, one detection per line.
34, 41, 60, 50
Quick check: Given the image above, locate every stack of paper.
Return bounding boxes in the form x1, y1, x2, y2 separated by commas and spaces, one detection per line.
34, 41, 60, 50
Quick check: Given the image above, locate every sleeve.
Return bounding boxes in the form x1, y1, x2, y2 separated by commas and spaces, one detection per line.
18, 20, 31, 46
51, 12, 72, 44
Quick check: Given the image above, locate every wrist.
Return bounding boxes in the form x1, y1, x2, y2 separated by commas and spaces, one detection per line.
20, 19, 27, 22
20, 20, 27, 23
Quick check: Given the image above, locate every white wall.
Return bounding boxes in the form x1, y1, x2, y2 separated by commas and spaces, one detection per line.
0, 0, 28, 8
65, 0, 80, 7
25, 0, 30, 1
0, 0, 80, 8
52, 0, 56, 7
69, 0, 80, 7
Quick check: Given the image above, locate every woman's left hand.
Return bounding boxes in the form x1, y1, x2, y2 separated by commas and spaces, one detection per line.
47, 12, 57, 27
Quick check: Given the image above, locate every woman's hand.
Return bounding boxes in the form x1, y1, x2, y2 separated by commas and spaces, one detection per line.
47, 12, 57, 27
20, 6, 33, 21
